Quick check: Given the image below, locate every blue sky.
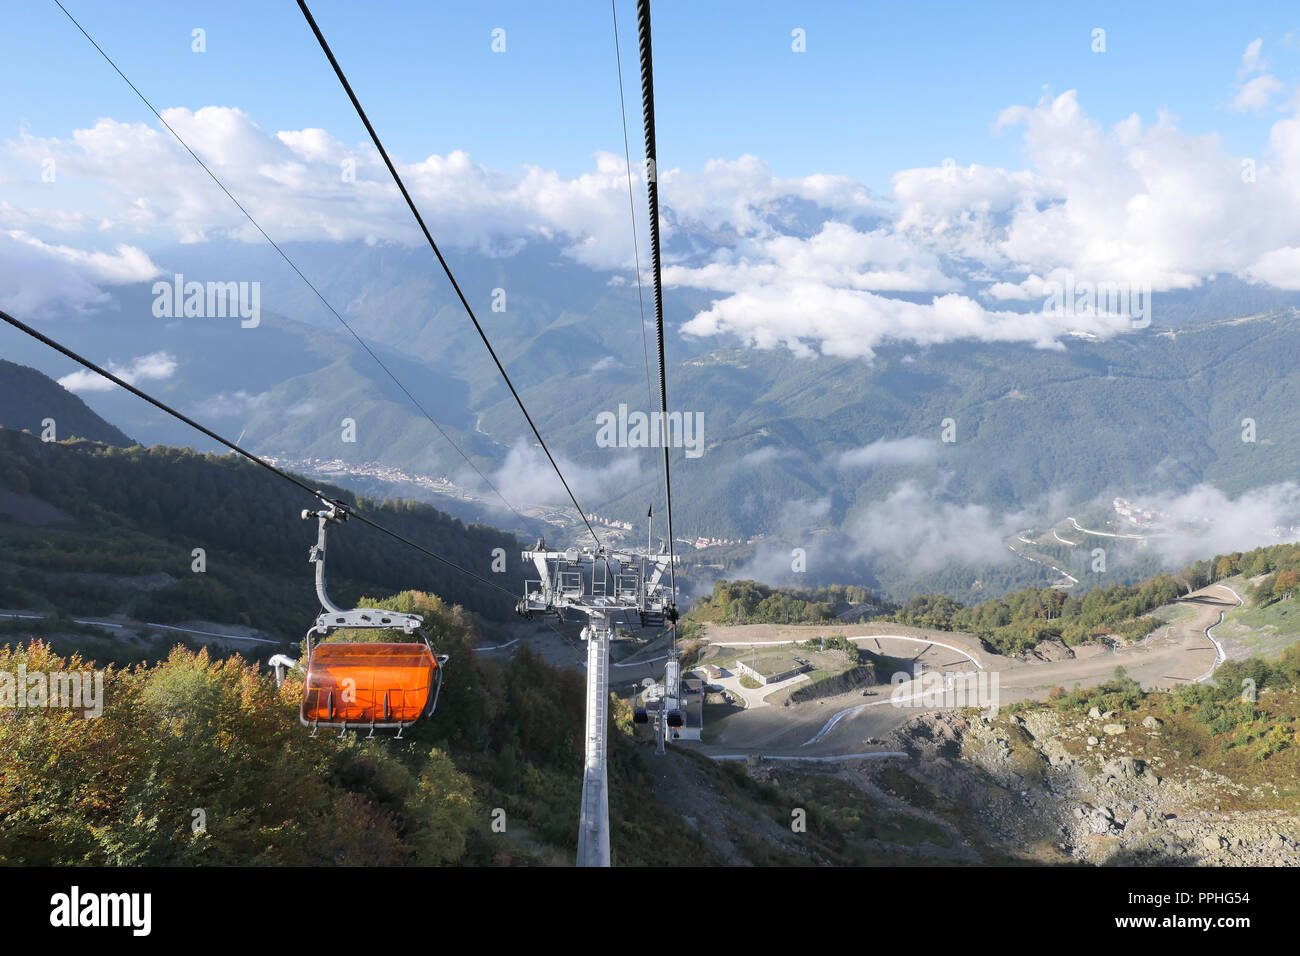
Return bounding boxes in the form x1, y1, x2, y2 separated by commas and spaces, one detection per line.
3, 0, 1297, 195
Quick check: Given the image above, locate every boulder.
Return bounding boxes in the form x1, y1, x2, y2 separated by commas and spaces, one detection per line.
1103, 756, 1146, 778
1126, 808, 1152, 835
1103, 723, 1127, 736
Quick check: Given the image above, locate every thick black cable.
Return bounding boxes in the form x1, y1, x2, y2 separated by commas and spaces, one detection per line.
296, 0, 602, 551
48, 0, 534, 535
612, 1, 660, 438
0, 307, 517, 600
634, 0, 678, 607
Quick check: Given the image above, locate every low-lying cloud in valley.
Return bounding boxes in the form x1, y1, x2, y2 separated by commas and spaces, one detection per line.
1134, 483, 1300, 567
485, 441, 647, 516
836, 436, 937, 470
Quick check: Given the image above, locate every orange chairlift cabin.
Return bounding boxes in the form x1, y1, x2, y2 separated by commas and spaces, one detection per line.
291, 501, 447, 737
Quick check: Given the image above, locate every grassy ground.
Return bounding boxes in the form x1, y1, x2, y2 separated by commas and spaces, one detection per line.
1148, 602, 1198, 625
1220, 597, 1300, 659
705, 643, 857, 689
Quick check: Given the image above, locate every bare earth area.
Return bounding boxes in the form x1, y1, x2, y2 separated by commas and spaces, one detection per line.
618, 583, 1298, 867
678, 583, 1234, 758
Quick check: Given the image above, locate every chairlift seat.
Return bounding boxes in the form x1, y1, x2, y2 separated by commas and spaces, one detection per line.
301, 641, 441, 728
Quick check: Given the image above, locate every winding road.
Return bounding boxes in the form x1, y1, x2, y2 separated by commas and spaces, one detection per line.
685, 584, 1238, 758
1192, 584, 1242, 683
0, 610, 279, 644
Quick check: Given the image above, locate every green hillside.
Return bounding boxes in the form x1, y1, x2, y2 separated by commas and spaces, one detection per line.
0, 429, 526, 647
0, 358, 134, 446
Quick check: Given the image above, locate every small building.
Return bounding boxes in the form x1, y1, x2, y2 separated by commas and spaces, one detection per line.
734, 658, 810, 686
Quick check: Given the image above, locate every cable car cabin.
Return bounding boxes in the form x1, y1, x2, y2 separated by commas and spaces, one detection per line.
666, 709, 683, 728
297, 504, 448, 736
301, 641, 442, 732
633, 706, 649, 724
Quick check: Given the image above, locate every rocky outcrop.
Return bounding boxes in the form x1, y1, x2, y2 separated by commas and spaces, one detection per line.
1016, 638, 1076, 663
877, 708, 1300, 867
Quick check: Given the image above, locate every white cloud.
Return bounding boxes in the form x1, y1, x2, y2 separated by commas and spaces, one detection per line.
58, 351, 177, 392
679, 282, 1131, 361
196, 389, 268, 418
1240, 38, 1265, 78
844, 481, 1021, 571
1, 116, 877, 274
4, 230, 159, 283
740, 446, 799, 466
837, 436, 936, 469
663, 222, 957, 295
906, 87, 1300, 306
3, 113, 642, 265
9, 33, 1300, 360
985, 273, 1055, 301
0, 230, 160, 317
489, 441, 642, 509
1135, 482, 1300, 566
661, 154, 872, 236
1233, 74, 1285, 112
1241, 245, 1300, 288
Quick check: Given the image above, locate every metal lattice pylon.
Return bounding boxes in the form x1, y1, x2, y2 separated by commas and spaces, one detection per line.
517, 546, 677, 867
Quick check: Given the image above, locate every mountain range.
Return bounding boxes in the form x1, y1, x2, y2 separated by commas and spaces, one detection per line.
6, 237, 1300, 604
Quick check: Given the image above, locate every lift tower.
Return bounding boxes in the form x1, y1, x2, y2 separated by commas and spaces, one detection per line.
518, 546, 677, 867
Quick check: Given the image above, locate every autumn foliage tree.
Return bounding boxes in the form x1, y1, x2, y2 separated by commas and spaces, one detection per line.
0, 637, 477, 865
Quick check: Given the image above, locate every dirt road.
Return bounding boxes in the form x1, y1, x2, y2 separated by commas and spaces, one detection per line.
686, 584, 1239, 757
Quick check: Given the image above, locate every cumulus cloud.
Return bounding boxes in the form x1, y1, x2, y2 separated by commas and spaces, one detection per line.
58, 351, 177, 392
4, 230, 159, 283
0, 230, 160, 317
985, 273, 1055, 301
1232, 38, 1284, 112
662, 154, 872, 235
1234, 74, 1285, 112
8, 32, 1300, 360
3, 112, 647, 266
1241, 245, 1300, 288
665, 78, 1300, 359
679, 283, 1131, 360
726, 482, 1028, 585
664, 222, 956, 294
0, 117, 871, 274
984, 88, 1300, 293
